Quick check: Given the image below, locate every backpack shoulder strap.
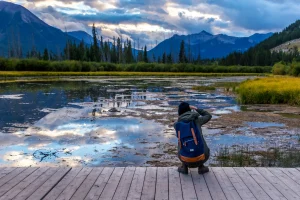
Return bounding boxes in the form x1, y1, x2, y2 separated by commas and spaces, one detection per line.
178, 130, 182, 148
191, 127, 198, 145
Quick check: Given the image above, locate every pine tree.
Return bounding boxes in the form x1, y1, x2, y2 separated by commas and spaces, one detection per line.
179, 40, 186, 63
79, 40, 85, 61
167, 53, 173, 64
162, 52, 166, 64
143, 45, 148, 63
100, 36, 104, 62
91, 24, 100, 61
43, 48, 49, 60
157, 56, 161, 63
126, 39, 133, 63
137, 51, 143, 62
111, 37, 117, 63
117, 37, 121, 63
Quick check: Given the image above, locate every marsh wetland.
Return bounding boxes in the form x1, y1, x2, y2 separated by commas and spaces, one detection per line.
0, 76, 299, 167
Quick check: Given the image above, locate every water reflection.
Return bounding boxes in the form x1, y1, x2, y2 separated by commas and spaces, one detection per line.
0, 77, 266, 167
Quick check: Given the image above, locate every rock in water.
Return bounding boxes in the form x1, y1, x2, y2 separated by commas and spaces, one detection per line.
108, 108, 120, 112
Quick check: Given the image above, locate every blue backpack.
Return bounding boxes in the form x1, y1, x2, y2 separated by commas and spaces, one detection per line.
175, 121, 205, 163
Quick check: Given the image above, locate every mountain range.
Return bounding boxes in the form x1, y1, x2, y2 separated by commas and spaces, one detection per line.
0, 1, 80, 57
0, 1, 273, 59
148, 31, 273, 60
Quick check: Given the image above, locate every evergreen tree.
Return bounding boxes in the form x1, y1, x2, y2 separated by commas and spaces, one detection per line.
91, 24, 100, 61
117, 37, 122, 63
78, 40, 85, 61
157, 56, 161, 63
152, 54, 156, 63
111, 37, 117, 63
196, 54, 201, 64
43, 48, 49, 60
100, 36, 104, 62
179, 40, 187, 63
167, 53, 173, 64
143, 45, 148, 63
137, 51, 143, 62
162, 52, 166, 64
125, 39, 133, 63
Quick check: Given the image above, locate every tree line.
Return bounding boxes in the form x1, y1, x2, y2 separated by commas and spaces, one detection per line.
5, 23, 203, 65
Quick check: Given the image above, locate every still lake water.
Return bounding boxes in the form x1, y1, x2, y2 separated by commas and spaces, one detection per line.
0, 77, 289, 167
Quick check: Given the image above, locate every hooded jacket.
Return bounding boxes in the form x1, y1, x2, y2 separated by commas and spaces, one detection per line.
174, 109, 212, 156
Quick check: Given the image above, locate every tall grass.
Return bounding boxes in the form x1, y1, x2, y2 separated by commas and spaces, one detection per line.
214, 146, 300, 167
238, 77, 300, 105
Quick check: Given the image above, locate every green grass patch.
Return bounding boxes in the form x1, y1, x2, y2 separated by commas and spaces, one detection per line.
238, 77, 300, 105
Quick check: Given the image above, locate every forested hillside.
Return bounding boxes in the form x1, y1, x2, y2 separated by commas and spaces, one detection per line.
220, 20, 300, 66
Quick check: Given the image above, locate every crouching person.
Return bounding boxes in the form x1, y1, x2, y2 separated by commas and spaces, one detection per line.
174, 102, 212, 174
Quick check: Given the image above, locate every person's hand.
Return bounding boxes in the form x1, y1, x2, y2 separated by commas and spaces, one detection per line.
189, 105, 197, 110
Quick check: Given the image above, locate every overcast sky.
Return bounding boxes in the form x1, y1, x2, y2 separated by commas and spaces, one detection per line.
4, 0, 300, 49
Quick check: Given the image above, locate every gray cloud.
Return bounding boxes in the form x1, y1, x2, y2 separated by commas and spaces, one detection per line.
7, 0, 300, 49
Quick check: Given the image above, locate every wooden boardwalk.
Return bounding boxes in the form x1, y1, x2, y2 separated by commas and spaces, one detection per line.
0, 167, 299, 200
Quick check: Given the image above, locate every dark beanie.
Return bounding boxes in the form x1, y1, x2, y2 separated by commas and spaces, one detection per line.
178, 102, 191, 116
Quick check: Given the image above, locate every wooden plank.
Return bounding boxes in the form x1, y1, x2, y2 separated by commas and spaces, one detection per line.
281, 168, 300, 185
0, 168, 27, 188
0, 167, 49, 200
245, 168, 286, 200
27, 167, 71, 200
168, 167, 183, 200
212, 167, 241, 200
179, 171, 197, 200
268, 168, 300, 197
14, 168, 59, 200
233, 167, 271, 200
0, 167, 38, 197
203, 168, 227, 200
190, 169, 212, 200
71, 168, 104, 200
256, 168, 299, 200
127, 167, 146, 200
112, 167, 136, 200
155, 167, 168, 200
223, 167, 256, 200
141, 167, 157, 200
0, 168, 16, 180
99, 167, 125, 200
44, 168, 83, 200
56, 167, 92, 200
0, 168, 6, 177
84, 167, 114, 200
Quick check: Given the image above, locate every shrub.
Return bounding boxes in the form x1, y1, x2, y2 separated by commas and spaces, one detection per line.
272, 62, 288, 75
290, 62, 300, 77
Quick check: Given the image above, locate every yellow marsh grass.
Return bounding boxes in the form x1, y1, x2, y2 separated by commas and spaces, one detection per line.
238, 77, 300, 105
0, 71, 264, 77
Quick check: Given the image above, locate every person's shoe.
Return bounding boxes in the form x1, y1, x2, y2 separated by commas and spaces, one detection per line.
198, 165, 209, 174
178, 164, 188, 174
